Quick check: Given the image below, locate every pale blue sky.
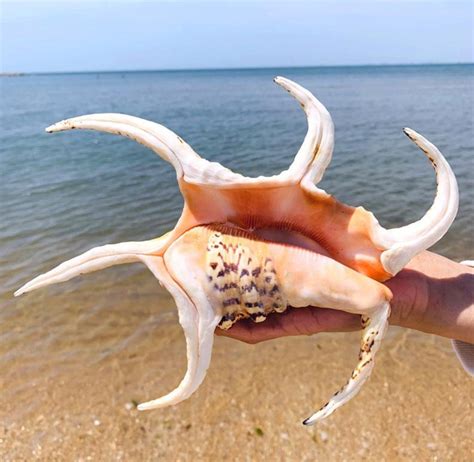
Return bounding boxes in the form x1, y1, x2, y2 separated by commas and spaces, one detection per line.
1, 1, 472, 73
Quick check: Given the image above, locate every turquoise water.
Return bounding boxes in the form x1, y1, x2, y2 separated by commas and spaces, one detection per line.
1, 65, 473, 301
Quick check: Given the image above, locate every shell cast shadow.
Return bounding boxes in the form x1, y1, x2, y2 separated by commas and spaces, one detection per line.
15, 77, 459, 425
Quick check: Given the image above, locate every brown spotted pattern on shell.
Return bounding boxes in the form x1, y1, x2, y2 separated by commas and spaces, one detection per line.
205, 232, 287, 329
16, 77, 459, 425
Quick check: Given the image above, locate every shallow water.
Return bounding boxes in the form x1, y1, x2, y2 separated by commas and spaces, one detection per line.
1, 65, 473, 460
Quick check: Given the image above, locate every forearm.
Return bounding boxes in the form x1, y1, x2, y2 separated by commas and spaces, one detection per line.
386, 251, 474, 343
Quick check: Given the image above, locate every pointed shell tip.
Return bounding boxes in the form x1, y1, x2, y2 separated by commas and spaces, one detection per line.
403, 127, 417, 140
302, 417, 314, 426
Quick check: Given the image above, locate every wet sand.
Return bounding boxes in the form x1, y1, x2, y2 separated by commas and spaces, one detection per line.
1, 270, 472, 461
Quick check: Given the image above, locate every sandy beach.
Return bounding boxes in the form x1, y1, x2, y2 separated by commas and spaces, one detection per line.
1, 272, 472, 461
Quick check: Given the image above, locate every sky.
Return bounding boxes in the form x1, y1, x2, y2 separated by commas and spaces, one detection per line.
1, 1, 473, 73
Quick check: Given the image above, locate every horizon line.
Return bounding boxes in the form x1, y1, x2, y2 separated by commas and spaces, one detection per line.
2, 61, 473, 76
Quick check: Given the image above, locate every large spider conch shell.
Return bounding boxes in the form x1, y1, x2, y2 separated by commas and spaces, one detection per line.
16, 77, 458, 425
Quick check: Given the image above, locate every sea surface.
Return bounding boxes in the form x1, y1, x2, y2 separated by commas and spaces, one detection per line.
1, 65, 473, 460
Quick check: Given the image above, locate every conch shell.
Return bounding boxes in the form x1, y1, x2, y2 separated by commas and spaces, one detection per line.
16, 77, 458, 425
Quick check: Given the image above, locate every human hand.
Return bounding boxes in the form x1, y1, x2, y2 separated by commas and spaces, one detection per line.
215, 305, 361, 344
216, 251, 474, 344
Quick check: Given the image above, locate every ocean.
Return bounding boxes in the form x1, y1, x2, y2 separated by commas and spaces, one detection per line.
1, 64, 473, 459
